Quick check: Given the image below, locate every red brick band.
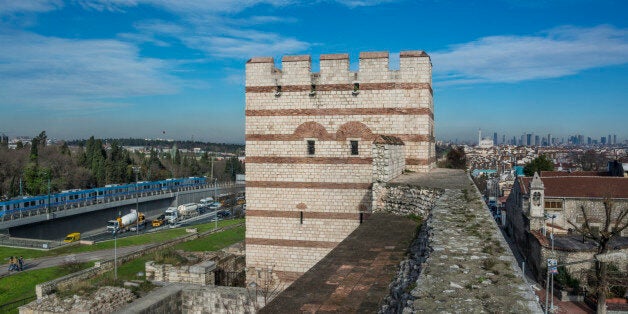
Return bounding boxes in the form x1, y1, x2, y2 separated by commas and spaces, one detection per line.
273, 270, 303, 282
405, 157, 437, 165
246, 237, 339, 248
246, 210, 361, 220
245, 107, 432, 117
245, 133, 434, 142
245, 83, 432, 94
246, 181, 372, 190
246, 157, 373, 164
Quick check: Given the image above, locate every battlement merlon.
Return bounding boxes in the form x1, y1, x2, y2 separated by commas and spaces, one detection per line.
245, 51, 431, 87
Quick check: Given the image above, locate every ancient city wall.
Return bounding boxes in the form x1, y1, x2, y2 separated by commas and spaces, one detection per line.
145, 260, 216, 286
245, 51, 435, 286
115, 284, 265, 314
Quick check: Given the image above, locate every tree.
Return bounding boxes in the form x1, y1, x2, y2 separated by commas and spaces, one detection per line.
29, 138, 39, 162
573, 150, 607, 171
523, 155, 554, 176
444, 146, 467, 169
35, 131, 47, 147
567, 199, 628, 314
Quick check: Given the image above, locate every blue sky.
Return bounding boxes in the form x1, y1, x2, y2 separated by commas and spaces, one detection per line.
0, 0, 627, 144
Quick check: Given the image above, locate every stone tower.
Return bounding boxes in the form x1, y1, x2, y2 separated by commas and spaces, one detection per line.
529, 172, 545, 230
244, 51, 435, 287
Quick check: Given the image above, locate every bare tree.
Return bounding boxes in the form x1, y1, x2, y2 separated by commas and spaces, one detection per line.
567, 198, 628, 314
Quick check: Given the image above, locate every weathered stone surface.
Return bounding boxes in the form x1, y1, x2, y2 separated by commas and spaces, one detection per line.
379, 169, 542, 313
20, 286, 135, 314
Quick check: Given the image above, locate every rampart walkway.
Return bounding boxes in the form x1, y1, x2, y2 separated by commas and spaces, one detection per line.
262, 169, 542, 313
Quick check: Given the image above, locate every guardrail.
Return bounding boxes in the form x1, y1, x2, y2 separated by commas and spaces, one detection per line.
0, 295, 37, 313
0, 236, 66, 250
1, 182, 244, 223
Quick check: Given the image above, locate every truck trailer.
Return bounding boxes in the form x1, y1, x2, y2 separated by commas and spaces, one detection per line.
164, 203, 200, 224
107, 210, 145, 234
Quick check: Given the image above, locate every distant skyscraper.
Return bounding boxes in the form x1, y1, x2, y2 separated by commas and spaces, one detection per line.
493, 132, 498, 146
587, 137, 592, 145
613, 134, 617, 145
608, 134, 611, 145
547, 134, 551, 147
478, 129, 482, 146
502, 135, 506, 145
526, 134, 532, 146
534, 135, 540, 146
601, 137, 606, 145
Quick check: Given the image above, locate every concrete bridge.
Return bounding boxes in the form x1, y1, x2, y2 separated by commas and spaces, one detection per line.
0, 182, 244, 240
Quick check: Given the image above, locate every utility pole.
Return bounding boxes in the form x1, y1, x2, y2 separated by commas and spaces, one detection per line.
47, 172, 51, 216
133, 166, 140, 236
214, 178, 218, 230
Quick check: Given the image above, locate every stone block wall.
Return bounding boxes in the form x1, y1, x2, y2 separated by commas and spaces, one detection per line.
116, 285, 267, 314
372, 135, 405, 183
372, 184, 442, 216
145, 260, 216, 286
245, 51, 434, 286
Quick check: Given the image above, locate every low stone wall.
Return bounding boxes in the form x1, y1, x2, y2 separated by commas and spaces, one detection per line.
116, 284, 266, 314
35, 223, 243, 299
379, 170, 542, 313
113, 284, 183, 314
22, 286, 136, 314
372, 183, 442, 217
145, 260, 216, 286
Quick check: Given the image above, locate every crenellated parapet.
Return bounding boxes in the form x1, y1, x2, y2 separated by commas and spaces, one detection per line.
245, 51, 431, 89
245, 49, 435, 289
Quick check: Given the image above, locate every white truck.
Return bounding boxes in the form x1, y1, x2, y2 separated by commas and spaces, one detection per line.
199, 197, 214, 211
107, 210, 145, 234
164, 203, 200, 224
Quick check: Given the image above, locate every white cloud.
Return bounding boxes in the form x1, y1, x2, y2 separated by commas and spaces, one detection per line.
0, 31, 178, 110
332, 0, 399, 8
0, 0, 63, 15
432, 25, 628, 85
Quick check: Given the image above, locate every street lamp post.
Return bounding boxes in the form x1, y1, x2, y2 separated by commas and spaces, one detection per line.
214, 178, 218, 230
47, 171, 51, 216
113, 228, 118, 280
133, 166, 140, 236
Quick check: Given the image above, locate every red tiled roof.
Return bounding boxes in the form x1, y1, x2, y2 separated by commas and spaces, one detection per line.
519, 176, 628, 198
540, 171, 608, 177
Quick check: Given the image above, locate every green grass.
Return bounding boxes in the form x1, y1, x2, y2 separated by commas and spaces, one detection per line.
0, 262, 92, 311
58, 222, 245, 298
174, 225, 245, 252
0, 220, 245, 312
0, 218, 244, 259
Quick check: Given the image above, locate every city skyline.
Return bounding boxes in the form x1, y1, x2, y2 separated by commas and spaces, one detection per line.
1, 0, 627, 143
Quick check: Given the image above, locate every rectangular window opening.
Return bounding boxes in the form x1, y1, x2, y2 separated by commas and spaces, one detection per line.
307, 140, 315, 155
350, 140, 359, 155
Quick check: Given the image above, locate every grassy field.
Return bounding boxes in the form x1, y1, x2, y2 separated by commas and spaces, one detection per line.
60, 223, 246, 299
0, 218, 244, 260
0, 262, 92, 313
174, 225, 245, 252
0, 222, 246, 313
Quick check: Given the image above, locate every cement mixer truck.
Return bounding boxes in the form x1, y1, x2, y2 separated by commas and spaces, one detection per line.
164, 203, 200, 224
107, 210, 145, 234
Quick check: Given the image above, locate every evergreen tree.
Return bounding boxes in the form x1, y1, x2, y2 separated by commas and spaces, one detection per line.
523, 155, 554, 176
29, 138, 39, 162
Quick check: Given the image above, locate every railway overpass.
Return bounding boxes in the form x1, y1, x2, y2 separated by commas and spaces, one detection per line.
0, 182, 244, 240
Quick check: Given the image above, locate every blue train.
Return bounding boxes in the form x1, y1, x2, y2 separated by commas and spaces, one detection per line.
0, 177, 207, 219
